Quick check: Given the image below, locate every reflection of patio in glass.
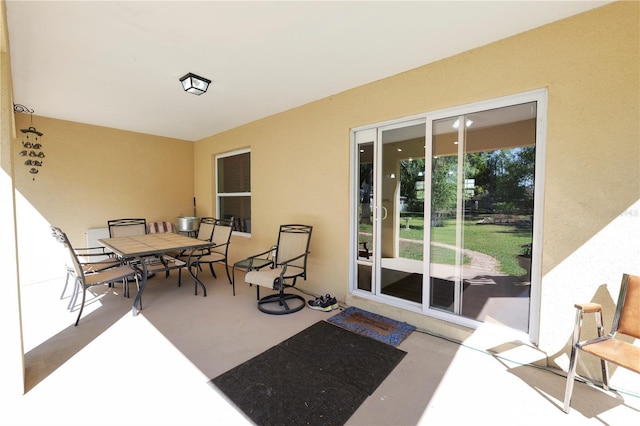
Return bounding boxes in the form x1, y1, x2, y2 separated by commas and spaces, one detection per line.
366, 216, 533, 332
380, 258, 531, 333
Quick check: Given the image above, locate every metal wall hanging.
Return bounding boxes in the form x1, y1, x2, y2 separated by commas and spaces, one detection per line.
14, 104, 45, 180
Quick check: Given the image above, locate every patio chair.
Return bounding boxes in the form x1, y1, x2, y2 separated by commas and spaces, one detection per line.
51, 226, 138, 326
60, 243, 121, 309
359, 241, 371, 259
107, 217, 185, 281
187, 218, 234, 293
244, 224, 312, 315
563, 273, 640, 413
173, 217, 216, 259
147, 221, 177, 234
107, 218, 147, 237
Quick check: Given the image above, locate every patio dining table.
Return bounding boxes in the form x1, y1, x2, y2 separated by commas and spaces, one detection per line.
98, 233, 212, 316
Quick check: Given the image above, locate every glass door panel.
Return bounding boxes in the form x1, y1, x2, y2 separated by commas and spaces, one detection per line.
379, 124, 426, 304
428, 103, 536, 332
429, 121, 460, 313
356, 141, 374, 292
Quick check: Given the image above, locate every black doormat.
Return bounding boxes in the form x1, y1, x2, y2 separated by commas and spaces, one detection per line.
210, 321, 407, 426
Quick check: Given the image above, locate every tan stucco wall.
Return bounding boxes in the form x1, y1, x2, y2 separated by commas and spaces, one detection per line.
3, 1, 638, 394
193, 1, 639, 388
12, 115, 195, 244
12, 114, 195, 285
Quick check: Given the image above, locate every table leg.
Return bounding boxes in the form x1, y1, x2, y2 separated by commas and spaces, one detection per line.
132, 256, 147, 316
187, 253, 207, 297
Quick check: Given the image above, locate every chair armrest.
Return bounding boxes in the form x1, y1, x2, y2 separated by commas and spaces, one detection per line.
75, 247, 119, 264
208, 241, 230, 251
359, 241, 370, 258
245, 245, 278, 269
275, 251, 310, 281
277, 251, 309, 267
74, 246, 112, 255
571, 302, 606, 348
247, 246, 276, 259
574, 302, 602, 314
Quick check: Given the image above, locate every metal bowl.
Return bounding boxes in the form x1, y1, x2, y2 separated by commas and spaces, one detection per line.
176, 216, 199, 232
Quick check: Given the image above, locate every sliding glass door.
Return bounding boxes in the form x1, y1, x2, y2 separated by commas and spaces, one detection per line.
355, 121, 426, 302
379, 124, 426, 303
428, 103, 536, 331
352, 91, 544, 335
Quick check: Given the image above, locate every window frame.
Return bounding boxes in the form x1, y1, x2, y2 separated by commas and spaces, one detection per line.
215, 148, 251, 237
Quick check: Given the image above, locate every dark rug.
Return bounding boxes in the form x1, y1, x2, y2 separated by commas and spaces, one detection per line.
210, 321, 406, 426
327, 306, 416, 347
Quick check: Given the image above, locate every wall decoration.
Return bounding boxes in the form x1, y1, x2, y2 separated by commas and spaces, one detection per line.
14, 104, 45, 180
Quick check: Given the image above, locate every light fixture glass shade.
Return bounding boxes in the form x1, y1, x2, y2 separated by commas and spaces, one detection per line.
179, 73, 211, 95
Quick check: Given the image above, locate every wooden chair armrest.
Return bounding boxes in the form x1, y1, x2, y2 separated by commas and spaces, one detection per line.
574, 302, 602, 313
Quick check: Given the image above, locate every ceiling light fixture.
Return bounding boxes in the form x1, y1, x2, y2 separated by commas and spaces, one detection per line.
179, 72, 211, 96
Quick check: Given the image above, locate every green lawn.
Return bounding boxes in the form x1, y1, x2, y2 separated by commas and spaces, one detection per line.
359, 215, 532, 276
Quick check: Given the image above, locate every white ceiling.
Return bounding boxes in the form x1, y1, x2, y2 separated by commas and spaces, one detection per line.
6, 1, 608, 141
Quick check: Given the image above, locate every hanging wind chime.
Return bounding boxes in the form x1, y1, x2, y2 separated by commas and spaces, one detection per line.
14, 104, 44, 180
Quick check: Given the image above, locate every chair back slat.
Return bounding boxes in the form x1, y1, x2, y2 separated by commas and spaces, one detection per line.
211, 218, 234, 254
197, 217, 216, 241
616, 274, 640, 339
276, 224, 312, 269
108, 218, 147, 237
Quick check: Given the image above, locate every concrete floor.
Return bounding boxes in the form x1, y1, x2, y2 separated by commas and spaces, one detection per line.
8, 268, 640, 426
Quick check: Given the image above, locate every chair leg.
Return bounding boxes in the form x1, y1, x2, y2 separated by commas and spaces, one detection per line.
232, 267, 236, 296
209, 263, 217, 279
134, 275, 140, 295
61, 270, 71, 300
594, 309, 610, 390
68, 277, 81, 310
74, 286, 88, 326
564, 343, 579, 413
563, 308, 584, 413
224, 263, 232, 286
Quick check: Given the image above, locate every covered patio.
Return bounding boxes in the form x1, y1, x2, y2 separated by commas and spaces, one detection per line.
13, 270, 639, 425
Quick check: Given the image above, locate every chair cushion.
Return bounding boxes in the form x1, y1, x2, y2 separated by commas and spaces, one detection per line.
581, 338, 640, 374
245, 266, 304, 289
81, 259, 120, 273
198, 252, 226, 262
84, 265, 137, 286
147, 221, 177, 234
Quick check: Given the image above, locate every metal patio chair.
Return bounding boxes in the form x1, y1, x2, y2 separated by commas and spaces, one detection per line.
563, 273, 640, 413
187, 218, 234, 294
244, 224, 312, 315
51, 226, 138, 326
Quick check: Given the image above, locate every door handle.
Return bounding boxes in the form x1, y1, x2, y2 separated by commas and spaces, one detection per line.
381, 206, 388, 220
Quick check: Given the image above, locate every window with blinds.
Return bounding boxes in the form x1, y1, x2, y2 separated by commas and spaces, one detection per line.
216, 149, 251, 234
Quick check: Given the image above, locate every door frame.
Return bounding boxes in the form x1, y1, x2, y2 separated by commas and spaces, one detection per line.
350, 89, 546, 344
